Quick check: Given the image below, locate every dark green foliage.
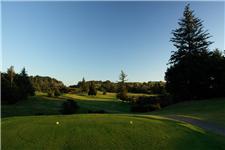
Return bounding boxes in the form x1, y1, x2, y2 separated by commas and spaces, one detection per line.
165, 4, 225, 101
116, 70, 128, 101
71, 80, 165, 95
1, 66, 35, 104
16, 68, 35, 99
88, 82, 97, 96
47, 90, 54, 97
54, 88, 61, 97
100, 80, 117, 93
61, 99, 79, 114
59, 86, 70, 94
103, 90, 107, 95
131, 95, 173, 112
77, 77, 89, 93
131, 103, 161, 112
169, 4, 213, 65
116, 84, 128, 101
131, 96, 161, 112
30, 75, 66, 94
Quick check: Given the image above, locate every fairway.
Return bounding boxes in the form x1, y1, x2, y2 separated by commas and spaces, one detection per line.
2, 114, 225, 150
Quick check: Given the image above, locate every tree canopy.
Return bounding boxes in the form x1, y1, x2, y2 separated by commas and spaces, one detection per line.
165, 4, 225, 101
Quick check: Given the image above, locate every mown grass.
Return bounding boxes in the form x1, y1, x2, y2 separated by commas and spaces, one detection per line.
2, 114, 225, 150
63, 92, 156, 101
1, 92, 131, 117
151, 98, 225, 127
63, 93, 130, 113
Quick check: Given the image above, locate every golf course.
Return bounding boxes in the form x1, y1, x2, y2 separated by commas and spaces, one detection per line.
2, 93, 225, 150
2, 1, 225, 150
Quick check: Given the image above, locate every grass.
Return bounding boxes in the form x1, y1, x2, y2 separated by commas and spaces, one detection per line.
151, 98, 225, 127
2, 93, 225, 149
2, 114, 225, 150
1, 93, 131, 117
1, 96, 64, 118
63, 92, 117, 101
63, 91, 156, 101
63, 93, 130, 113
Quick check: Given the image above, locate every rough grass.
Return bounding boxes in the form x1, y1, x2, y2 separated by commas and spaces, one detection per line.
151, 98, 225, 127
2, 114, 225, 150
1, 96, 64, 118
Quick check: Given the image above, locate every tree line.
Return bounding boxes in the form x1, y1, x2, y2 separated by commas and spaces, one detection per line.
30, 76, 67, 96
71, 78, 166, 95
2, 66, 35, 104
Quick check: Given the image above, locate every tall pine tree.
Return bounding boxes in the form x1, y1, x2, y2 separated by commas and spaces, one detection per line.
169, 4, 213, 64
165, 4, 214, 101
116, 70, 128, 101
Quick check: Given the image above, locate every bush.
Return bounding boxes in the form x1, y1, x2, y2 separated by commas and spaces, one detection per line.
131, 103, 161, 112
47, 90, 54, 97
88, 82, 97, 95
61, 99, 79, 114
103, 91, 107, 95
130, 95, 172, 113
126, 96, 137, 103
54, 89, 61, 97
116, 88, 128, 101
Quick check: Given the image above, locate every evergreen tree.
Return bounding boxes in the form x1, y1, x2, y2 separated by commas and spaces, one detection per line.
2, 66, 35, 104
165, 4, 214, 100
169, 4, 213, 65
16, 68, 35, 99
80, 77, 88, 93
117, 70, 128, 101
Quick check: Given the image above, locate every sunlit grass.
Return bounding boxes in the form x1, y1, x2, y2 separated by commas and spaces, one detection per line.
2, 114, 225, 150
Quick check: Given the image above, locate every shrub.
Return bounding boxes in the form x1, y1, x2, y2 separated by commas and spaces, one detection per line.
126, 96, 137, 103
131, 103, 161, 112
116, 87, 128, 101
61, 99, 79, 114
54, 89, 61, 97
88, 82, 97, 95
47, 90, 54, 97
103, 91, 107, 95
130, 95, 173, 112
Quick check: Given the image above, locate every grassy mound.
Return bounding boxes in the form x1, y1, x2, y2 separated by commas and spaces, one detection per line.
151, 98, 225, 126
2, 114, 225, 150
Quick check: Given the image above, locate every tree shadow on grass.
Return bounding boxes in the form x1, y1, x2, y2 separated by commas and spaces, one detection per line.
1, 96, 65, 118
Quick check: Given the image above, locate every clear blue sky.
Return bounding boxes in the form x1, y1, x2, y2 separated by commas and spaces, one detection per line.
2, 1, 224, 85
